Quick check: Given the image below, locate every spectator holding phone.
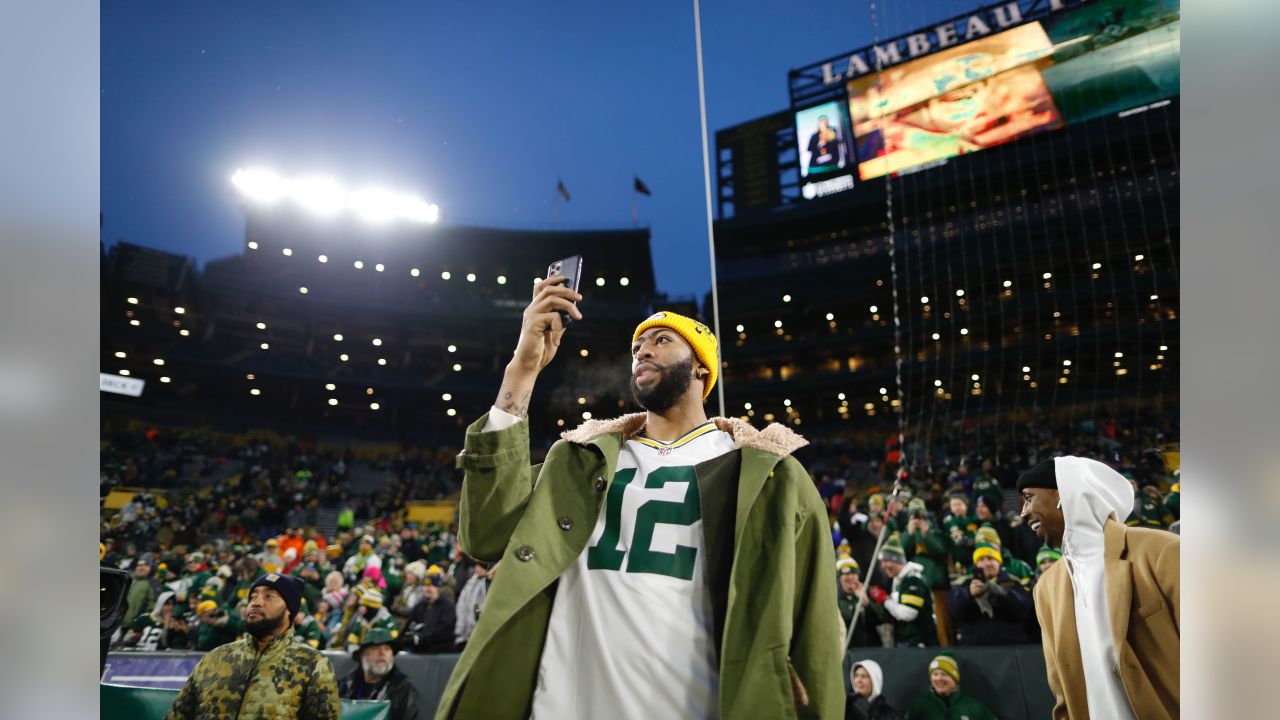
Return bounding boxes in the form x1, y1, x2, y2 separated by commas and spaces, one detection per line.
435, 279, 842, 719
949, 542, 1033, 645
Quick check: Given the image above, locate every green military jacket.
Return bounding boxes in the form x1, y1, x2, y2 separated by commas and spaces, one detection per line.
435, 413, 843, 720
166, 627, 340, 720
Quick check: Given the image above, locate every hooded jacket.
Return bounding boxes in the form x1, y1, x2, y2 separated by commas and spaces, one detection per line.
433, 412, 843, 719
846, 659, 902, 720
1034, 456, 1180, 719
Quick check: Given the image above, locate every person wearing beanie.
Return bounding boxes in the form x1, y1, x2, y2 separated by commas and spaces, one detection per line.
903, 499, 948, 589
849, 511, 889, 591
947, 542, 1033, 645
407, 573, 456, 654
290, 541, 332, 612
901, 498, 951, 644
167, 571, 340, 719
343, 587, 400, 652
342, 535, 382, 584
257, 538, 284, 575
836, 556, 874, 649
339, 626, 421, 720
391, 559, 430, 621
973, 494, 1013, 547
906, 653, 995, 720
846, 658, 902, 720
971, 525, 1034, 589
193, 581, 242, 652
1034, 546, 1062, 577
441, 297, 842, 719
971, 458, 1003, 512
866, 533, 937, 647
942, 494, 978, 572
181, 552, 211, 600
1018, 456, 1179, 720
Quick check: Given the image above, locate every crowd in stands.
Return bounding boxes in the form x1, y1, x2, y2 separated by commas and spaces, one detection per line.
105, 516, 494, 658
100, 411, 1178, 717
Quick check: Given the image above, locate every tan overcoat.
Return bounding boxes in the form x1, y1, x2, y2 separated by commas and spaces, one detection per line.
1034, 518, 1179, 719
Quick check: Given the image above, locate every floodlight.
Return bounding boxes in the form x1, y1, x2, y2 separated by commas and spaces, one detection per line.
347, 188, 400, 224
399, 196, 440, 223
290, 177, 345, 215
231, 168, 287, 203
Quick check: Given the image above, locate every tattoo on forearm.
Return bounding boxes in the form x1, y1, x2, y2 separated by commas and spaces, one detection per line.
497, 389, 532, 418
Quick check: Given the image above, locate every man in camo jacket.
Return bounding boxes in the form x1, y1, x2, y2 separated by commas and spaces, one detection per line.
166, 573, 340, 720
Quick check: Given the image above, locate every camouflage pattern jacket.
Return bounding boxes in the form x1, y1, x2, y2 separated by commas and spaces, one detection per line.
165, 627, 341, 720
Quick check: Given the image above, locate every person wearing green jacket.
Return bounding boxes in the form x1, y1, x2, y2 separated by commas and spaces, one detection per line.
121, 560, 156, 630
942, 494, 978, 572
903, 500, 949, 589
906, 653, 996, 720
435, 294, 842, 720
837, 556, 875, 649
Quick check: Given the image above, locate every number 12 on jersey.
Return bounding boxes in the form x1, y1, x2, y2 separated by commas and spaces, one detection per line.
585, 466, 700, 580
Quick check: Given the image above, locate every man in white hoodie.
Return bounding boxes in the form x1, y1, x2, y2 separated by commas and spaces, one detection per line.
1018, 456, 1179, 720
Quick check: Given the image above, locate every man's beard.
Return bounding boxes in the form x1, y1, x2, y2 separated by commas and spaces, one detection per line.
361, 655, 393, 680
245, 607, 287, 639
630, 356, 694, 413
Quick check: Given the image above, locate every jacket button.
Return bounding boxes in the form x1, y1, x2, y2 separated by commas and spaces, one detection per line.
557, 516, 574, 531
594, 476, 607, 491
515, 545, 535, 562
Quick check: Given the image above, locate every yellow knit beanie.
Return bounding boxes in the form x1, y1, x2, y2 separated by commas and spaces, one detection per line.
632, 311, 719, 400
930, 653, 960, 683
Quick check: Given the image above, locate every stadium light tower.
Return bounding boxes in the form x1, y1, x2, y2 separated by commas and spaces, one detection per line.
230, 167, 440, 224
230, 168, 287, 203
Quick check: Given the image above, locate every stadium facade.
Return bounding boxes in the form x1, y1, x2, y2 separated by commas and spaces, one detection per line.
102, 214, 657, 446
712, 0, 1180, 462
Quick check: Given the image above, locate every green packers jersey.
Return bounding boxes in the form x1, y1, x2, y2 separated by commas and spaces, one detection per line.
129, 614, 167, 651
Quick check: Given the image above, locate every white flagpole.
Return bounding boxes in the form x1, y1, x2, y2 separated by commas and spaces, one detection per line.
692, 0, 725, 419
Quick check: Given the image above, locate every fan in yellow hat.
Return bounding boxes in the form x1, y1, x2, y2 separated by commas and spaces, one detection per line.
632, 311, 719, 400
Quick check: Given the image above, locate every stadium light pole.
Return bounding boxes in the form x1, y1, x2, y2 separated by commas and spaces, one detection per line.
692, 0, 725, 418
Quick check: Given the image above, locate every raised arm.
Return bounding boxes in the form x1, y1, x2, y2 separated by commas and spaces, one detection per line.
455, 275, 581, 561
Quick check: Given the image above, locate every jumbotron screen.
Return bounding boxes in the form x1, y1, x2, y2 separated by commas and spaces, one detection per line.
795, 0, 1180, 186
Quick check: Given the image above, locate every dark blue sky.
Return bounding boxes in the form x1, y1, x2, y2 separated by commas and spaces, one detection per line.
102, 0, 974, 300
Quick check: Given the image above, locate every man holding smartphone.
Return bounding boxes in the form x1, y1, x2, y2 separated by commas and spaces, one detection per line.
433, 275, 842, 719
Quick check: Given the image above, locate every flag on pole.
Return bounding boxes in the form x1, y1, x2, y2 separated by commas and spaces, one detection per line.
634, 177, 651, 196
557, 179, 571, 201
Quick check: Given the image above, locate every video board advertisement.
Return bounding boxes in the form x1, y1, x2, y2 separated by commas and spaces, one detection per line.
1040, 0, 1180, 124
835, 0, 1179, 182
796, 101, 852, 178
794, 100, 857, 199
847, 22, 1063, 181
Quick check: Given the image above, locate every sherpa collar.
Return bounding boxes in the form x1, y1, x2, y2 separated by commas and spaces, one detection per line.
560, 412, 808, 458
